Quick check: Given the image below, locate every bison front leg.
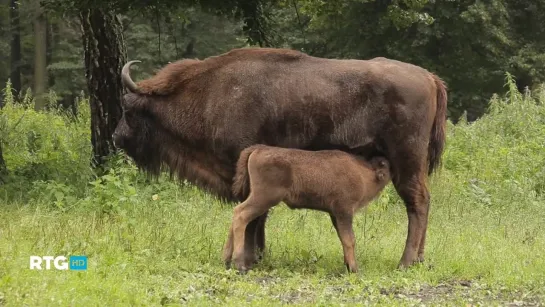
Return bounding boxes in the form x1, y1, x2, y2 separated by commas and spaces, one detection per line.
243, 218, 260, 265
253, 212, 268, 262
393, 165, 430, 269
222, 224, 235, 268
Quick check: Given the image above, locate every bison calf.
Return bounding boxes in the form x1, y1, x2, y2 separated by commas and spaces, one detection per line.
223, 144, 391, 273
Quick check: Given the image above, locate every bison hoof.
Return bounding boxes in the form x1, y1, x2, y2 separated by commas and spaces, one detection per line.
253, 252, 264, 264
397, 258, 421, 270
236, 266, 249, 275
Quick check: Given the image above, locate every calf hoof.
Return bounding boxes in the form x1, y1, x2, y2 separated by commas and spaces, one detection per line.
397, 258, 419, 270
224, 260, 231, 270
346, 263, 358, 274
233, 258, 251, 274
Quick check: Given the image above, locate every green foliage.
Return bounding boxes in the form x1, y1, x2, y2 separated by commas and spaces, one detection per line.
122, 6, 247, 80
82, 155, 141, 214
443, 73, 545, 204
0, 85, 92, 199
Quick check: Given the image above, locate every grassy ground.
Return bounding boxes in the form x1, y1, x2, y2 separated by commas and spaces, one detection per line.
1, 77, 544, 305
1, 180, 544, 306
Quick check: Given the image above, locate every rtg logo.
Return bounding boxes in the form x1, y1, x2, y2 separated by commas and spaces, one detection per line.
29, 256, 88, 271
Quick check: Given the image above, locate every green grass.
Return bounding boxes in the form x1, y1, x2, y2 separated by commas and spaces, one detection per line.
1, 182, 544, 306
1, 75, 544, 305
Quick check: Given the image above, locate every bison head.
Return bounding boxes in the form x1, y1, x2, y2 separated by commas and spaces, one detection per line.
113, 61, 163, 175
113, 93, 160, 171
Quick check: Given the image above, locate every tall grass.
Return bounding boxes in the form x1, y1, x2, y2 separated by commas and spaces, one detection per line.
0, 75, 544, 305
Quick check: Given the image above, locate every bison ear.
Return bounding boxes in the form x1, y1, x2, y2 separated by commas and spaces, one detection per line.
122, 93, 148, 111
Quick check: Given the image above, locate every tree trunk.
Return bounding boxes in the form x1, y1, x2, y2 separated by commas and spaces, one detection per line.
79, 9, 126, 167
9, 0, 21, 95
33, 5, 48, 110
47, 18, 56, 88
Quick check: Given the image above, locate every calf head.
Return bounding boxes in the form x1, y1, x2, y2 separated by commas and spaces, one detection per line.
369, 156, 391, 183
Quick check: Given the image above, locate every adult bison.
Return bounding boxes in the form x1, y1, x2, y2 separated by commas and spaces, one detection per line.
112, 47, 447, 269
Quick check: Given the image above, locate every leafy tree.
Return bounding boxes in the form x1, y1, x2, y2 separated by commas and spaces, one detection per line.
267, 0, 545, 120
506, 0, 545, 92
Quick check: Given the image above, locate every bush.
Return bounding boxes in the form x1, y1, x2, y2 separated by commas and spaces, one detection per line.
0, 81, 93, 200
441, 73, 545, 212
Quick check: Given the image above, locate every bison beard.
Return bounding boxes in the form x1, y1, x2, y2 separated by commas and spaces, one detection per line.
113, 47, 448, 269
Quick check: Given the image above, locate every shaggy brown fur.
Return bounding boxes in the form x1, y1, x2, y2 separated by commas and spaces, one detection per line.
113, 47, 447, 269
223, 145, 391, 273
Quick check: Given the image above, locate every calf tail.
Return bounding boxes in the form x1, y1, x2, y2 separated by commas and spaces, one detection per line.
428, 74, 448, 175
232, 145, 265, 201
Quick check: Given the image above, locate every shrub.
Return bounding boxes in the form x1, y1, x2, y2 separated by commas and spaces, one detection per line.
0, 82, 93, 200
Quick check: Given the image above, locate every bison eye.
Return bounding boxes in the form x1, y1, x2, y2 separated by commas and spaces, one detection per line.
123, 110, 135, 126
124, 109, 133, 118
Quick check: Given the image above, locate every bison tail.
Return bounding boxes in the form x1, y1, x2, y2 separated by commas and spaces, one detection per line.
232, 145, 264, 201
428, 74, 448, 176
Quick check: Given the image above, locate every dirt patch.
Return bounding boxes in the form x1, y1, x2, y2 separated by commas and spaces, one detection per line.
379, 280, 543, 306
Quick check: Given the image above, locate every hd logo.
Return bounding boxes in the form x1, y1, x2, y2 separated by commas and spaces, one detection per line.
29, 256, 87, 271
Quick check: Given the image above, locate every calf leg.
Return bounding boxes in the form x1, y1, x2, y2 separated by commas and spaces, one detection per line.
223, 219, 260, 268
231, 196, 277, 273
331, 213, 358, 273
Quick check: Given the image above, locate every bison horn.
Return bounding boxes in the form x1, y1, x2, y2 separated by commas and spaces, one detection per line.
122, 60, 141, 93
